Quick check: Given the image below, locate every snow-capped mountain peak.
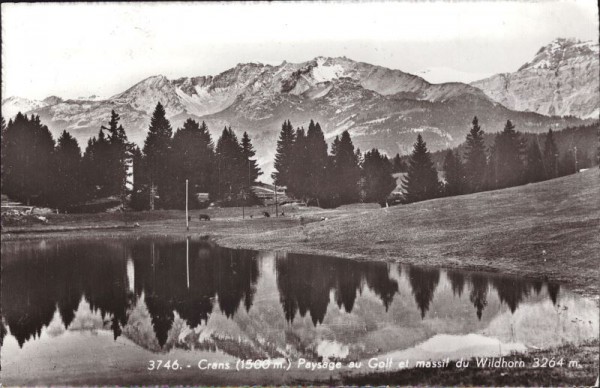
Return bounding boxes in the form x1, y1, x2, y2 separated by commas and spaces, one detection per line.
2, 96, 51, 120
2, 46, 593, 181
519, 38, 599, 71
311, 57, 347, 82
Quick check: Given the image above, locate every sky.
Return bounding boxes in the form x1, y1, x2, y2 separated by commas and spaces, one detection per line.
1, 1, 598, 100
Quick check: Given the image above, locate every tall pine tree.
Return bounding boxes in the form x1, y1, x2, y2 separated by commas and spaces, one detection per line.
142, 102, 173, 209
401, 134, 440, 203
272, 120, 295, 186
330, 130, 360, 205
53, 130, 83, 209
3, 113, 56, 205
463, 117, 487, 193
287, 127, 310, 201
82, 130, 111, 199
492, 120, 526, 189
305, 120, 329, 206
215, 126, 245, 202
104, 110, 130, 200
241, 131, 262, 187
171, 119, 215, 208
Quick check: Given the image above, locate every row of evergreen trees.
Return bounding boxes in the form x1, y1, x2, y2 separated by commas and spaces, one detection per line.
132, 103, 262, 209
1, 103, 263, 211
401, 117, 585, 203
2, 108, 589, 211
272, 120, 396, 207
2, 111, 397, 211
1, 112, 130, 209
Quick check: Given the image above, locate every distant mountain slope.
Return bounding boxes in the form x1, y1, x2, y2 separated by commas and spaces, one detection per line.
2, 51, 591, 178
1, 96, 63, 119
472, 38, 599, 119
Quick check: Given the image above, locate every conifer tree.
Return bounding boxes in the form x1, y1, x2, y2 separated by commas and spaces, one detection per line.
2, 113, 56, 205
331, 130, 360, 205
142, 102, 173, 208
443, 149, 465, 196
463, 117, 487, 193
287, 127, 310, 201
493, 120, 526, 188
53, 130, 83, 209
401, 134, 440, 203
362, 149, 396, 205
196, 121, 215, 194
82, 128, 112, 198
525, 140, 545, 183
215, 126, 245, 202
171, 119, 215, 208
103, 110, 130, 203
241, 131, 262, 187
543, 128, 559, 179
272, 120, 295, 186
305, 120, 329, 205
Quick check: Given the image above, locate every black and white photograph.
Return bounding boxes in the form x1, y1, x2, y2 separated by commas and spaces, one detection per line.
1, 1, 599, 386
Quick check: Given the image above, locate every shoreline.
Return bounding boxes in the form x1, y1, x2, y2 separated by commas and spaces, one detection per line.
2, 170, 599, 302
2, 171, 599, 386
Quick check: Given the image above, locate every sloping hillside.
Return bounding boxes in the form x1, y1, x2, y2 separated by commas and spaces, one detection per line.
221, 169, 600, 297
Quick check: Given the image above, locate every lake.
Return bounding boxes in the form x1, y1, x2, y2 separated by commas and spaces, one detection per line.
1, 236, 598, 385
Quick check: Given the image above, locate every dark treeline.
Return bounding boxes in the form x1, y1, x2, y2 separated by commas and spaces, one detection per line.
1, 103, 263, 211
1, 238, 561, 350
1, 111, 132, 210
272, 119, 396, 207
2, 108, 595, 211
425, 122, 600, 171
129, 102, 263, 210
400, 117, 599, 204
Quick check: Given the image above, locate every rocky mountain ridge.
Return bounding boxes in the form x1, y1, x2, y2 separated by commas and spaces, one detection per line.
2, 40, 595, 177
471, 38, 599, 119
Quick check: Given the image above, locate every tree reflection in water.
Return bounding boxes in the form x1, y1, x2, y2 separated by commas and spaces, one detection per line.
1, 238, 562, 349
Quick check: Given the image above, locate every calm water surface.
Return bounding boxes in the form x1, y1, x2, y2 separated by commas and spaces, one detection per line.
1, 236, 598, 385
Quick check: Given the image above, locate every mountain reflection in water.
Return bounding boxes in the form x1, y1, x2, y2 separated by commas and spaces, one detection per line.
1, 237, 597, 362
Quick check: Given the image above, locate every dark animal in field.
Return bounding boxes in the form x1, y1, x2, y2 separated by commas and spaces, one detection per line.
199, 214, 211, 221
263, 211, 270, 218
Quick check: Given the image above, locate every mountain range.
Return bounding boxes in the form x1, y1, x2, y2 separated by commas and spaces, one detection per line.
472, 38, 599, 119
2, 38, 597, 178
